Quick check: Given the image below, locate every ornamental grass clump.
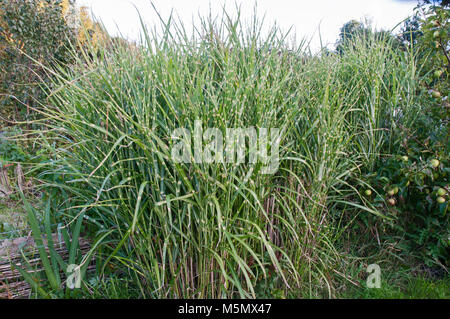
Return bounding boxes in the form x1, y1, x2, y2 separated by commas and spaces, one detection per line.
36, 8, 421, 297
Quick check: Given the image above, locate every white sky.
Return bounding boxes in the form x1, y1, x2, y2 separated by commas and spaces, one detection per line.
76, 0, 417, 52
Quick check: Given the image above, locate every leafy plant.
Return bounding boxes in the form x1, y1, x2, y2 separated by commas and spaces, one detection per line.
13, 193, 97, 298
0, 0, 77, 119
0, 128, 27, 163
30, 6, 430, 298
360, 153, 448, 265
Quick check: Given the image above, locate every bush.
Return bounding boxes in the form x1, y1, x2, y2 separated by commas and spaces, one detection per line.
0, 0, 76, 119
353, 1, 450, 268
361, 153, 448, 265
32, 7, 431, 298
0, 127, 27, 162
0, 0, 106, 121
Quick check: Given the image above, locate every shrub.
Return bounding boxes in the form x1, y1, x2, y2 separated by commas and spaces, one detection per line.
353, 1, 450, 267
0, 0, 106, 121
0, 0, 76, 119
36, 9, 425, 298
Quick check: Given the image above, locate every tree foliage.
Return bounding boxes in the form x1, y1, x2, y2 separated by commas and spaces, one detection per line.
0, 0, 106, 121
345, 2, 450, 266
335, 19, 402, 54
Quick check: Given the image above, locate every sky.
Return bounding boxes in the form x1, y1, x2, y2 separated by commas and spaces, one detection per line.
75, 0, 418, 52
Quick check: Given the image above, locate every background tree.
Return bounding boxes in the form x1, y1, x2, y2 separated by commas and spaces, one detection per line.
335, 19, 402, 54
0, 0, 75, 120
400, 1, 449, 101
0, 0, 106, 122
